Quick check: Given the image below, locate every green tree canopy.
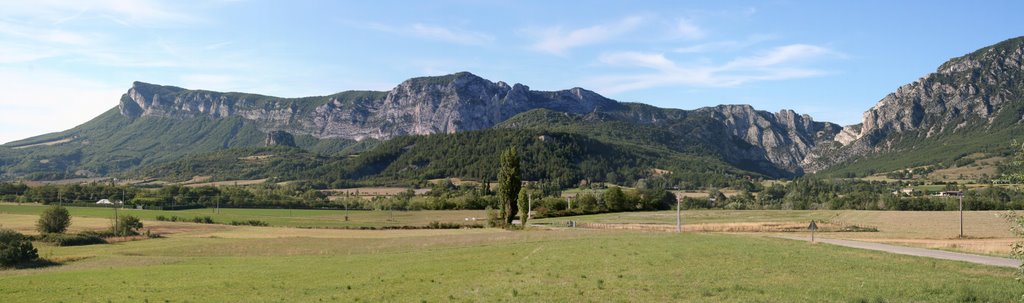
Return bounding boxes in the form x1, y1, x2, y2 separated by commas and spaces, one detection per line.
37, 205, 71, 234
497, 147, 522, 226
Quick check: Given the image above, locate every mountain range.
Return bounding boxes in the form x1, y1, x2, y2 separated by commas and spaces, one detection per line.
2, 36, 1023, 186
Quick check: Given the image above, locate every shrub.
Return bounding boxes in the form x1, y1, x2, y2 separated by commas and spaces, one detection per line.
485, 206, 503, 228
80, 230, 117, 238
39, 233, 106, 246
229, 220, 269, 226
426, 221, 463, 229
113, 215, 143, 236
0, 229, 38, 266
37, 205, 71, 234
192, 216, 215, 224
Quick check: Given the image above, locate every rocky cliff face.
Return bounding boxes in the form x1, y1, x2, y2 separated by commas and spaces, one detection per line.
120, 72, 620, 141
118, 71, 841, 176
694, 105, 842, 174
803, 36, 1024, 173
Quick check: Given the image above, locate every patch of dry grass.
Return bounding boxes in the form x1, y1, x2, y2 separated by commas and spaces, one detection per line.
323, 187, 431, 197
0, 214, 113, 235
182, 178, 268, 187
538, 210, 1020, 256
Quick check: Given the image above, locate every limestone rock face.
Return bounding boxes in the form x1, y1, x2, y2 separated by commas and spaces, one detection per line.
117, 72, 842, 176
694, 105, 843, 174
120, 72, 620, 141
265, 131, 296, 147
802, 36, 1024, 173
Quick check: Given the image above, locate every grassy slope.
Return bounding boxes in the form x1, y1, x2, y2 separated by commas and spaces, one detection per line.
0, 231, 1018, 302
0, 107, 357, 181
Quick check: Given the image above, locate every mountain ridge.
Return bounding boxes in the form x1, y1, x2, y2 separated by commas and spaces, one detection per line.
5, 36, 1024, 183
2, 71, 837, 180
807, 36, 1024, 175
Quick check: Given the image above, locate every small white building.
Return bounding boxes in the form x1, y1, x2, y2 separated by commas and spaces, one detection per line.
96, 199, 113, 204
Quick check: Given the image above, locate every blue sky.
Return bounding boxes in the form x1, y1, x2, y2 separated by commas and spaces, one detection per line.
1, 0, 1022, 144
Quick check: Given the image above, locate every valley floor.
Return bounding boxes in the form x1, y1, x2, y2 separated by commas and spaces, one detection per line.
0, 206, 1021, 302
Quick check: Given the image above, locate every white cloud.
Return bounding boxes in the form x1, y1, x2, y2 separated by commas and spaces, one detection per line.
723, 44, 836, 69
589, 44, 841, 94
0, 0, 201, 26
361, 22, 494, 46
674, 34, 775, 53
409, 23, 495, 45
0, 23, 95, 46
528, 16, 647, 55
0, 1, 219, 66
599, 52, 676, 71
0, 44, 62, 63
0, 69, 124, 144
675, 18, 705, 40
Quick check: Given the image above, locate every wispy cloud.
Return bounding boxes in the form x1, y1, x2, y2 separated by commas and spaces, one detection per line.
409, 23, 494, 45
724, 44, 836, 68
0, 20, 96, 45
361, 22, 494, 46
674, 18, 705, 40
674, 34, 775, 53
0, 0, 202, 26
0, 69, 124, 144
0, 1, 215, 66
0, 44, 62, 63
527, 16, 647, 55
591, 44, 841, 93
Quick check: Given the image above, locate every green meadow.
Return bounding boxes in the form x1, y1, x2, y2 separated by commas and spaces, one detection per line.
0, 203, 486, 229
0, 204, 1021, 302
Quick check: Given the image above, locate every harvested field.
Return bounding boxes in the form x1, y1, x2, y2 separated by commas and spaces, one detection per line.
323, 187, 431, 197
536, 209, 1018, 256
575, 221, 858, 233
181, 178, 268, 187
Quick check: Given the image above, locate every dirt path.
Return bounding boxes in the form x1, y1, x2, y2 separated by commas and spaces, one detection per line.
777, 236, 1022, 268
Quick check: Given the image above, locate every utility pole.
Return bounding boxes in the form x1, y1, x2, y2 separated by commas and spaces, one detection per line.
959, 191, 964, 239
113, 202, 119, 237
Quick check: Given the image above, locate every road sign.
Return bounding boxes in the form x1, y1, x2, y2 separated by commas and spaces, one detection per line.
808, 220, 818, 242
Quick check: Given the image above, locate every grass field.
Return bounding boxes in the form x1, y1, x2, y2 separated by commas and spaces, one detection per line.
0, 203, 487, 230
0, 229, 1020, 302
533, 210, 1019, 256
1, 206, 1022, 301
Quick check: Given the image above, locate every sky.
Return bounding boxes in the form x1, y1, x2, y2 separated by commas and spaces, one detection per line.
1, 0, 1022, 144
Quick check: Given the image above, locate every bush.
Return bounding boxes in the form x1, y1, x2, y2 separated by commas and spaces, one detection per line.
0, 229, 38, 266
426, 221, 463, 229
113, 215, 143, 236
39, 233, 106, 246
229, 220, 269, 226
485, 206, 503, 228
192, 216, 215, 224
37, 205, 71, 234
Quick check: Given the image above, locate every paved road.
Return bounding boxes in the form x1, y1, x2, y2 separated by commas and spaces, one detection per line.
777, 236, 1022, 268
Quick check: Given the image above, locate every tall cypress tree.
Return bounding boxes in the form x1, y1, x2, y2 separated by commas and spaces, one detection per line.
497, 147, 522, 226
